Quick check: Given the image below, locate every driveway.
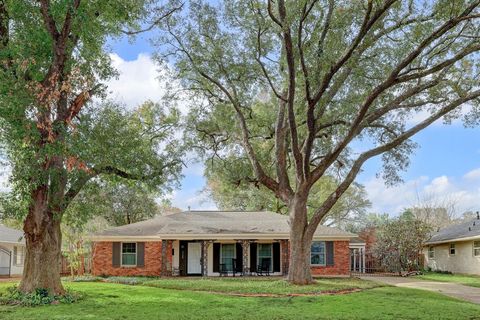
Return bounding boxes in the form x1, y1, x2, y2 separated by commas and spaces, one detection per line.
362, 276, 480, 304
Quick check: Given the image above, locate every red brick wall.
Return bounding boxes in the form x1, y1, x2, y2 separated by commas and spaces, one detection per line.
310, 241, 350, 275
92, 241, 163, 276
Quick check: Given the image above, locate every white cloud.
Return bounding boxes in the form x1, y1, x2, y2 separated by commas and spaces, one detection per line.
364, 168, 480, 215
106, 53, 188, 112
464, 168, 480, 180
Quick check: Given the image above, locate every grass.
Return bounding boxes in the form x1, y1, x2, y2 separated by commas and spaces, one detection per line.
416, 272, 480, 288
0, 279, 480, 319
142, 277, 380, 295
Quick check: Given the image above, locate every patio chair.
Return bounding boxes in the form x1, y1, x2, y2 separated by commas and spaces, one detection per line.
232, 259, 243, 277
219, 263, 229, 276
257, 258, 271, 276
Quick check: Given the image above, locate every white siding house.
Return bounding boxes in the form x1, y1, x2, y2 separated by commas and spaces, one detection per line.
0, 225, 26, 277
424, 214, 480, 275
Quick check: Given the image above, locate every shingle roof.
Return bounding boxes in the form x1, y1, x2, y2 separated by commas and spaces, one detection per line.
426, 217, 480, 244
0, 224, 25, 244
93, 211, 356, 240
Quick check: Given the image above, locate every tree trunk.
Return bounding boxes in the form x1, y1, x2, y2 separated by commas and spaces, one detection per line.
18, 188, 65, 295
287, 195, 314, 284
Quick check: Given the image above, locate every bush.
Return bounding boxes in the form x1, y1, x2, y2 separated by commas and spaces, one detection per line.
0, 286, 82, 306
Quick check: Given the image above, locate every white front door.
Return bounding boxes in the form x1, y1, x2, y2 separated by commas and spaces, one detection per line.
187, 242, 202, 274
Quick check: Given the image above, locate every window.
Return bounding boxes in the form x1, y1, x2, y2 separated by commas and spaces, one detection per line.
428, 246, 435, 259
449, 243, 456, 256
221, 244, 235, 271
13, 246, 25, 266
311, 241, 326, 266
121, 243, 137, 266
474, 241, 480, 257
257, 244, 273, 271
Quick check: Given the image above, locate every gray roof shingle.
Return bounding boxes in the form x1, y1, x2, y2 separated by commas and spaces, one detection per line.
94, 211, 356, 239
0, 225, 25, 244
426, 217, 480, 244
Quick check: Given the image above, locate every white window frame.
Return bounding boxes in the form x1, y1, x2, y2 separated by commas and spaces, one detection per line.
257, 243, 273, 272
121, 242, 137, 267
13, 246, 25, 266
220, 243, 236, 271
449, 243, 456, 256
310, 241, 326, 266
428, 246, 435, 259
474, 241, 480, 257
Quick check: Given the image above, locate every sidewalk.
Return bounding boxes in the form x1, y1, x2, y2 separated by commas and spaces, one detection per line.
362, 276, 480, 304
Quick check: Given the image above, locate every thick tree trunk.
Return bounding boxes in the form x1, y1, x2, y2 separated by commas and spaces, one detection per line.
18, 188, 64, 295
287, 195, 314, 284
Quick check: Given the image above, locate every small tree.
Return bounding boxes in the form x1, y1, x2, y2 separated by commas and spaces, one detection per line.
373, 211, 432, 274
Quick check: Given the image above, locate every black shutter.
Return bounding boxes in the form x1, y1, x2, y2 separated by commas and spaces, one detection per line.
112, 242, 121, 267
250, 242, 257, 272
326, 241, 334, 266
272, 242, 280, 272
213, 243, 220, 272
235, 243, 243, 271
137, 242, 145, 267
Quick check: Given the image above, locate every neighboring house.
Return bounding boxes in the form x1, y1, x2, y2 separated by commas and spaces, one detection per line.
91, 211, 359, 277
0, 224, 26, 277
424, 213, 480, 275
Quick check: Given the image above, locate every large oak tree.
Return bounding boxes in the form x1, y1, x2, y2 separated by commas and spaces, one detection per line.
158, 0, 480, 283
0, 1, 182, 294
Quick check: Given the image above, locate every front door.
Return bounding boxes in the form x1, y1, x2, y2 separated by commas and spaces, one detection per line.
187, 242, 202, 275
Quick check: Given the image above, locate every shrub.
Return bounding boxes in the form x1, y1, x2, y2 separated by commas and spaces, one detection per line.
0, 286, 82, 306
65, 275, 102, 282
103, 276, 157, 285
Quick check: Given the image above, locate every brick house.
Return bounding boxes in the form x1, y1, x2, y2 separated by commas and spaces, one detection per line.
91, 211, 358, 277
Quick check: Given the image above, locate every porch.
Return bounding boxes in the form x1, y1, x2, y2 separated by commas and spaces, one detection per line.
167, 240, 288, 277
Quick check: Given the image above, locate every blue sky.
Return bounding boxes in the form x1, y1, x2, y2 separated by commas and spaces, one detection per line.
104, 34, 480, 216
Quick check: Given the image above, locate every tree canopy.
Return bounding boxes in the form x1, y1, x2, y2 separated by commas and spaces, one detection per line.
157, 0, 480, 283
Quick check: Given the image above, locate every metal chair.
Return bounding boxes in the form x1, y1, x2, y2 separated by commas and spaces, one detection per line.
257, 258, 271, 276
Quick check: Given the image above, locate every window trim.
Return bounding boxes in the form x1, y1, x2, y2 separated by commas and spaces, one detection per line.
474, 241, 480, 257
257, 243, 273, 272
121, 242, 137, 267
13, 246, 25, 267
449, 243, 456, 256
428, 246, 435, 259
310, 241, 326, 266
220, 243, 236, 271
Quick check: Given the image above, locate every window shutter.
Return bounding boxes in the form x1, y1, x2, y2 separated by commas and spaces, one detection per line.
112, 243, 121, 267
272, 242, 280, 272
235, 243, 243, 271
326, 241, 334, 266
250, 243, 257, 272
213, 243, 220, 272
13, 247, 17, 266
137, 242, 145, 267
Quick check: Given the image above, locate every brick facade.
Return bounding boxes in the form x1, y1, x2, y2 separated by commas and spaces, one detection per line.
92, 240, 350, 276
92, 241, 165, 277
310, 241, 350, 275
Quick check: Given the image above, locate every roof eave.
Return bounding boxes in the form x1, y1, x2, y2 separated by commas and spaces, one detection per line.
90, 233, 356, 241
425, 234, 480, 245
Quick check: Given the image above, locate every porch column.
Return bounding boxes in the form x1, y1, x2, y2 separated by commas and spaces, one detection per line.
240, 240, 251, 275
161, 240, 173, 276
280, 240, 289, 276
201, 240, 213, 277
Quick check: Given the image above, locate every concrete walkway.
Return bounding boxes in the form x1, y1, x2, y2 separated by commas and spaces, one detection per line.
362, 276, 480, 304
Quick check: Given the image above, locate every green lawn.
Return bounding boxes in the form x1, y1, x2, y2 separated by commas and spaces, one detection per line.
416, 272, 480, 288
142, 277, 379, 295
1, 280, 480, 319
